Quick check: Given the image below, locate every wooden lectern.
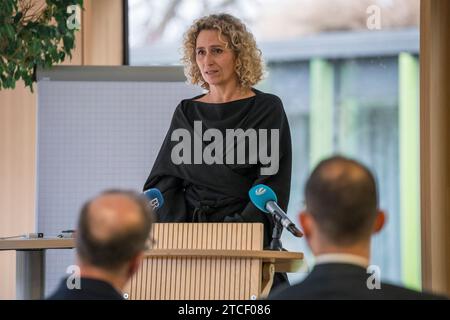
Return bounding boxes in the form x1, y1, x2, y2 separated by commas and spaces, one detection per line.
124, 223, 303, 300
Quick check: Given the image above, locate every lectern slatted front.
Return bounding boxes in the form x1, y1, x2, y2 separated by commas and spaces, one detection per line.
125, 223, 264, 300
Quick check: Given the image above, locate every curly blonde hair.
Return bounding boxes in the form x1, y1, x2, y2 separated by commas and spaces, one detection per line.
181, 13, 264, 90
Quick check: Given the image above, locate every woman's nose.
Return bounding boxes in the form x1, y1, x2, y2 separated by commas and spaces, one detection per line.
204, 52, 214, 65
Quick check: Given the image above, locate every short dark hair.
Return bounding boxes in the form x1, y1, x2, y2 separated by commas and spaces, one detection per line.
76, 189, 154, 271
305, 156, 379, 245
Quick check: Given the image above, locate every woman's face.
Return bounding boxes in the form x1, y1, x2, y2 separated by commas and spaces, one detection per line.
195, 29, 238, 89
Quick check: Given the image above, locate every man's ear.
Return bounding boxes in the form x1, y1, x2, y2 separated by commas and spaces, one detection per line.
127, 252, 144, 277
373, 210, 386, 234
299, 210, 312, 239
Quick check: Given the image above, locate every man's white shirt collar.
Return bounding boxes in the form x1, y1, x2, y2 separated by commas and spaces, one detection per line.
314, 253, 369, 269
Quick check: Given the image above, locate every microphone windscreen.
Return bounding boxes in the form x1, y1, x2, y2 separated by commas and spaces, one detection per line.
248, 184, 277, 213
143, 188, 164, 210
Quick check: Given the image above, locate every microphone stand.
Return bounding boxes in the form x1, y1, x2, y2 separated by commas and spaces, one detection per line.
269, 216, 284, 251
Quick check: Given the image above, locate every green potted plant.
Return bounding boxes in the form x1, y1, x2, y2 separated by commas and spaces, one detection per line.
0, 0, 83, 91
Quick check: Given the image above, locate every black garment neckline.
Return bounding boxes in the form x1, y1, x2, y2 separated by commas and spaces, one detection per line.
191, 88, 258, 105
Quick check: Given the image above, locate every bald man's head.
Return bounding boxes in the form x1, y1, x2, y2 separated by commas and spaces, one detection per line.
305, 156, 378, 245
76, 190, 154, 271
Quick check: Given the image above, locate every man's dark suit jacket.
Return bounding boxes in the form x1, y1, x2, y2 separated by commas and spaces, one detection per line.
269, 263, 446, 300
47, 277, 124, 300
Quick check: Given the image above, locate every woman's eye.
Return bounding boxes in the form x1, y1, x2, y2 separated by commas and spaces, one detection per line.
212, 48, 223, 54
197, 50, 205, 56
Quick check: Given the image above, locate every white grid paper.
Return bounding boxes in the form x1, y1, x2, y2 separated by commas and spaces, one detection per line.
37, 78, 200, 296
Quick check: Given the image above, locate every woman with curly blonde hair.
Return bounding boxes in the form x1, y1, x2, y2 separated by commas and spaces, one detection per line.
181, 13, 264, 98
144, 14, 293, 261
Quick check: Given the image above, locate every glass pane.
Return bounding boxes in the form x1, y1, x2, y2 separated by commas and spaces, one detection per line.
335, 57, 401, 283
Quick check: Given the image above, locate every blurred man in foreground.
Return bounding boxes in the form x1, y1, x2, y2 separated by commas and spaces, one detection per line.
48, 190, 154, 300
270, 156, 445, 300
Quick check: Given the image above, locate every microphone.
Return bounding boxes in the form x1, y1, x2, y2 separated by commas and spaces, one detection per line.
143, 188, 164, 211
249, 184, 303, 237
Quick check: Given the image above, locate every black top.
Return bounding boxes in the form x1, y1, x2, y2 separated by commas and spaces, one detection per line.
269, 263, 447, 300
47, 277, 124, 300
144, 88, 292, 246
